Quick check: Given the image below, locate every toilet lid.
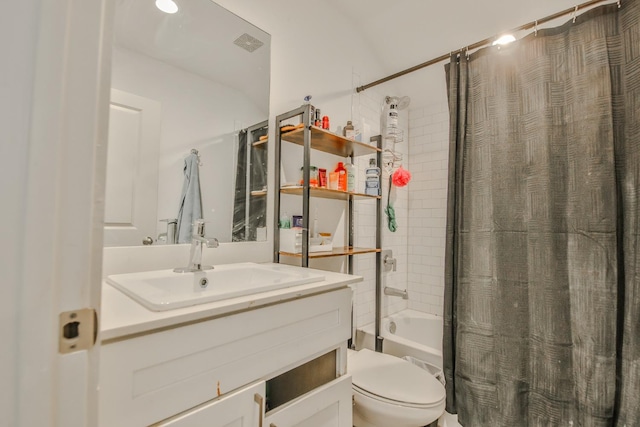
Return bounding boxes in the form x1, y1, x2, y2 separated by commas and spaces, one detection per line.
348, 349, 445, 406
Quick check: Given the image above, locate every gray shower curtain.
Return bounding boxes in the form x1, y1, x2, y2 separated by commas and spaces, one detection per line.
443, 1, 640, 426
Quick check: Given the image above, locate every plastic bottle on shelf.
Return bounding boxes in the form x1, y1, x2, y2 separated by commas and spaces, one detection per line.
343, 121, 355, 140
345, 161, 355, 193
322, 115, 330, 130
335, 162, 347, 191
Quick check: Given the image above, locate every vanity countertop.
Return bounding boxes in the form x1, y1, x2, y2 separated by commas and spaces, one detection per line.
100, 262, 361, 342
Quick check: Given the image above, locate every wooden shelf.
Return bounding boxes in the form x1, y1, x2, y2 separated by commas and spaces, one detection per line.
252, 138, 267, 147
279, 246, 381, 259
280, 186, 380, 200
281, 126, 380, 157
251, 190, 267, 196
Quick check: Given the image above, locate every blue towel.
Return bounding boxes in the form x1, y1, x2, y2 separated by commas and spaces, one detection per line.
176, 153, 203, 243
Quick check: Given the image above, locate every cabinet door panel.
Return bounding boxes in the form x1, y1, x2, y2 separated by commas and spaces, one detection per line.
155, 382, 264, 427
265, 375, 351, 427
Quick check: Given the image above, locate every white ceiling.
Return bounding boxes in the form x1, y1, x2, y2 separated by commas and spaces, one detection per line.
324, 0, 600, 106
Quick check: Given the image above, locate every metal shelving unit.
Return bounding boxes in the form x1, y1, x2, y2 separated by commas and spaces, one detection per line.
273, 104, 382, 295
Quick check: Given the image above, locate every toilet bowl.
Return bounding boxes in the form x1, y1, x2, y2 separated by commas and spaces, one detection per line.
348, 348, 446, 427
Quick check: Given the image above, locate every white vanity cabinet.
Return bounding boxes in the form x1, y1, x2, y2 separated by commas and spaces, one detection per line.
99, 286, 353, 427
155, 382, 265, 426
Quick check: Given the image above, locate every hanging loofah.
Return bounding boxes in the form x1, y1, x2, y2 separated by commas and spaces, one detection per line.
392, 166, 411, 187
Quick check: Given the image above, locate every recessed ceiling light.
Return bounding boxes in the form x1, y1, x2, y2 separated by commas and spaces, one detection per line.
156, 0, 178, 14
492, 34, 516, 46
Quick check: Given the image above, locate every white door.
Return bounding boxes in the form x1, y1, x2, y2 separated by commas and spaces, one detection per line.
1, 1, 112, 426
155, 382, 265, 427
104, 89, 161, 246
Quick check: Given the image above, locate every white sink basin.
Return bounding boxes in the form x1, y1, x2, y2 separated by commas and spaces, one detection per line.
106, 263, 325, 311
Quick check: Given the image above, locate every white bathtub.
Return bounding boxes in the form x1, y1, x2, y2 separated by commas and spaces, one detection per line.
356, 309, 443, 369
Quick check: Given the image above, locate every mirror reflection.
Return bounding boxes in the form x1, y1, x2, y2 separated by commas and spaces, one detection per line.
104, 0, 270, 247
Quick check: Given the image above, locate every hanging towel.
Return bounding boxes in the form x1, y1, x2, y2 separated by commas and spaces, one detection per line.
176, 152, 203, 243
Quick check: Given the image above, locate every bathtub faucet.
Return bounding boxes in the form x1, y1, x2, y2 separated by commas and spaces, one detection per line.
384, 286, 408, 299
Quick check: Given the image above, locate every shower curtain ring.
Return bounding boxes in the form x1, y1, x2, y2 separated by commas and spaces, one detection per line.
572, 5, 579, 23
534, 20, 538, 36
617, 0, 621, 8
465, 46, 469, 59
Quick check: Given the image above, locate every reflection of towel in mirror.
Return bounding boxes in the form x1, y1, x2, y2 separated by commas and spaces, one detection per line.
176, 153, 203, 243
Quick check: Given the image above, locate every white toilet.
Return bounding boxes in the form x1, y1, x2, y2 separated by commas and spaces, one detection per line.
348, 348, 446, 427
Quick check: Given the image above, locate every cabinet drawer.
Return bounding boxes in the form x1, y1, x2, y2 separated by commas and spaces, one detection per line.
99, 288, 351, 427
154, 381, 265, 427
264, 375, 352, 427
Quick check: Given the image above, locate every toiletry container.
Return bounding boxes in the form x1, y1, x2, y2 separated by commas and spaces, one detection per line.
335, 162, 347, 191
319, 168, 327, 188
345, 161, 355, 193
279, 228, 333, 253
365, 158, 380, 196
343, 121, 355, 140
299, 166, 319, 187
322, 116, 330, 130
329, 172, 339, 190
386, 103, 398, 136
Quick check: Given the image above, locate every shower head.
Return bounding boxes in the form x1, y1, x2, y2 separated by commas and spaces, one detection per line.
385, 95, 411, 110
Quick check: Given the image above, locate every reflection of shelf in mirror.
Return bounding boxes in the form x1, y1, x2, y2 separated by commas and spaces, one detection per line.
252, 139, 268, 147
279, 247, 381, 259
251, 190, 267, 196
281, 126, 381, 157
280, 186, 380, 200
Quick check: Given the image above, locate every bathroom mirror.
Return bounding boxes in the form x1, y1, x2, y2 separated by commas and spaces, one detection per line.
104, 0, 270, 247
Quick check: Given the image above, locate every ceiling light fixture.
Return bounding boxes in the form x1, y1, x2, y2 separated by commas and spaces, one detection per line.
492, 34, 516, 46
155, 0, 178, 14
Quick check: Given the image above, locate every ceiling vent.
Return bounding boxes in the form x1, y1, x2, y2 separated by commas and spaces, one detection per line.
233, 33, 264, 53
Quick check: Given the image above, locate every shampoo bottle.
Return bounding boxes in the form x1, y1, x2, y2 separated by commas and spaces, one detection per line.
335, 162, 347, 191
345, 161, 355, 193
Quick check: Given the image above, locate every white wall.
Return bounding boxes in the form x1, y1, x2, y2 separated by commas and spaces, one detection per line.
111, 46, 267, 241
407, 86, 450, 316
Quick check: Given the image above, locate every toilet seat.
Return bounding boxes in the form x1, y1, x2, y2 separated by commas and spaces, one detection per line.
348, 349, 445, 408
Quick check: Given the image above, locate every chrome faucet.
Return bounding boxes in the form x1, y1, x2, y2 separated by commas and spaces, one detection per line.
384, 286, 408, 299
174, 219, 219, 273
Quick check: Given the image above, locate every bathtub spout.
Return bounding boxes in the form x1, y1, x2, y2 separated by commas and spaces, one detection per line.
384, 286, 408, 299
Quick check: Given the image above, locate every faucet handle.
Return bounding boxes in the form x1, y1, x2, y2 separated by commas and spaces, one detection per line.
193, 219, 206, 237
205, 237, 219, 249
159, 218, 178, 244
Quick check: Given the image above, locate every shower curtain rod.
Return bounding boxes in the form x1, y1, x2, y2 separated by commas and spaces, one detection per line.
355, 0, 619, 93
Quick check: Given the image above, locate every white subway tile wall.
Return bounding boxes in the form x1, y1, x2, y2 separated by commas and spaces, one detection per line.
407, 101, 450, 316
351, 88, 410, 327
